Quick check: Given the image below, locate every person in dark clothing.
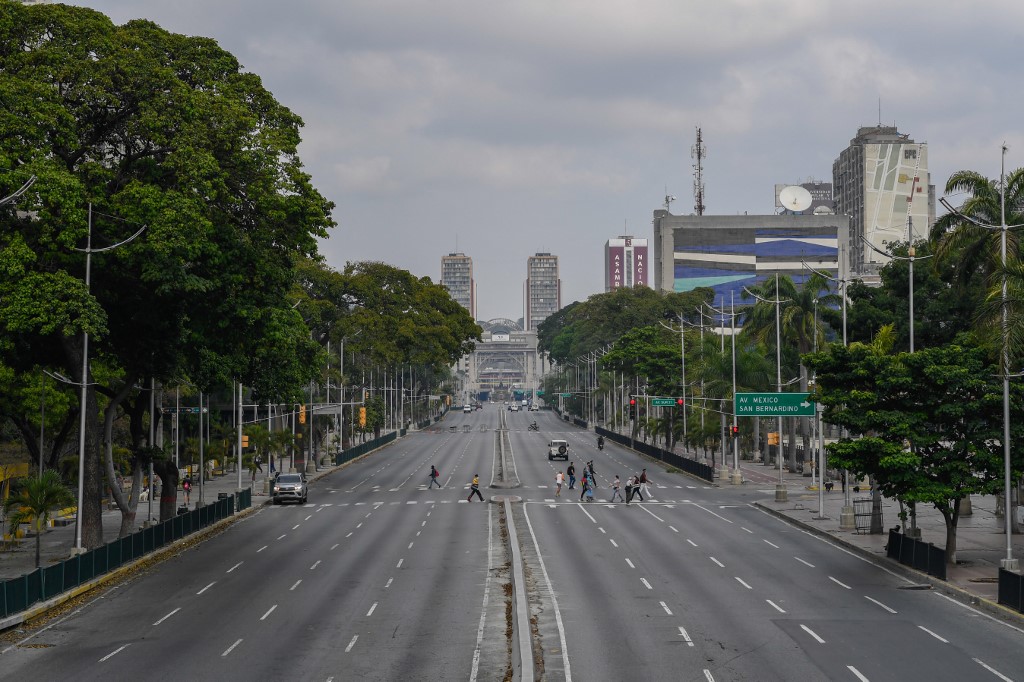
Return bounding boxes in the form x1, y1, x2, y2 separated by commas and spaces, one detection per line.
587, 460, 596, 477
467, 474, 484, 501
566, 462, 576, 489
429, 465, 441, 488
631, 473, 644, 501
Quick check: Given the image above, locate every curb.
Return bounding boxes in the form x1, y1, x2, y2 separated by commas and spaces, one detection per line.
752, 501, 1024, 628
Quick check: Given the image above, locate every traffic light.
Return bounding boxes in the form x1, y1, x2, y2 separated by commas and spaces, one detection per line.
241, 435, 249, 448
359, 407, 367, 427
730, 425, 739, 437
299, 404, 306, 424
629, 398, 637, 420
676, 398, 685, 407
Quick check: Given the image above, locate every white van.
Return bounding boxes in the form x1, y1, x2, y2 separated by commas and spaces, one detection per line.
463, 404, 472, 413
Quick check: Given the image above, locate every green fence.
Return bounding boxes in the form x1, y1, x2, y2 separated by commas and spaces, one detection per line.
335, 432, 397, 466
0, 494, 242, 620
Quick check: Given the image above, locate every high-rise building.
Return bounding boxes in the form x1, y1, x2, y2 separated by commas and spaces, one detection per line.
604, 236, 649, 291
833, 125, 935, 274
524, 253, 560, 331
440, 253, 476, 320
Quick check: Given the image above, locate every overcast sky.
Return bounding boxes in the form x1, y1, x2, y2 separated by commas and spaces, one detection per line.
73, 0, 1024, 322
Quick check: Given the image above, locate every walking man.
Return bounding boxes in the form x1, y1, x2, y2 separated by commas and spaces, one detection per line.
631, 473, 644, 502
182, 477, 192, 505
566, 462, 576, 489
429, 465, 441, 488
555, 471, 563, 496
580, 470, 590, 501
639, 468, 651, 499
467, 474, 484, 502
610, 475, 625, 503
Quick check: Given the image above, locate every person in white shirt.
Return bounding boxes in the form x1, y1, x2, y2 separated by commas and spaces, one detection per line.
610, 475, 625, 503
555, 471, 563, 496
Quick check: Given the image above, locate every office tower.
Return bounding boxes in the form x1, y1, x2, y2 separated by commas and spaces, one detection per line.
604, 236, 649, 291
833, 125, 935, 274
440, 252, 476, 320
525, 253, 560, 331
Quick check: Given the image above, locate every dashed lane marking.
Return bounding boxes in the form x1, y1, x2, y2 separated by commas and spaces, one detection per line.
260, 605, 277, 621
99, 644, 130, 662
222, 638, 243, 657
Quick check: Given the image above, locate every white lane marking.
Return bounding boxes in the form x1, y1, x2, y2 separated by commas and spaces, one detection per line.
290, 580, 302, 591
669, 525, 679, 533
598, 527, 606, 534
367, 602, 377, 617
710, 557, 725, 568
222, 638, 243, 657
356, 523, 363, 529
408, 542, 414, 549
366, 512, 372, 518
257, 545, 267, 553
625, 558, 635, 568
766, 600, 786, 613
637, 505, 665, 522
660, 601, 673, 615
330, 543, 339, 550
226, 561, 243, 573
609, 539, 619, 548
346, 532, 353, 537
470, 502, 494, 682
310, 560, 321, 570
800, 624, 825, 643
576, 502, 597, 523
848, 666, 869, 682
973, 658, 1014, 682
345, 635, 358, 652
678, 626, 694, 646
197, 582, 216, 595
292, 524, 300, 530
416, 531, 421, 537
704, 669, 714, 681
763, 539, 779, 548
865, 596, 897, 614
385, 577, 393, 588
735, 577, 753, 589
689, 501, 734, 523
934, 593, 1024, 634
421, 521, 427, 527
523, 504, 572, 681
305, 515, 312, 521
397, 558, 404, 568
152, 608, 180, 626
641, 578, 653, 590
260, 605, 277, 621
829, 576, 852, 589
277, 534, 286, 540
918, 626, 948, 643
795, 557, 815, 568
741, 527, 753, 533
686, 539, 698, 547
316, 507, 323, 513
99, 644, 130, 662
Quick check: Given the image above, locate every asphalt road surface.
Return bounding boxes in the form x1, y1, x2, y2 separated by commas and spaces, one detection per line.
3, 407, 1023, 681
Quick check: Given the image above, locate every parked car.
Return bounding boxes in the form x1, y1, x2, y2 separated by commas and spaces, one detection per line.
547, 439, 569, 461
272, 473, 308, 504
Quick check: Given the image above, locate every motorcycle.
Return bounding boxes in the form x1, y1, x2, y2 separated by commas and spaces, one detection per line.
597, 438, 604, 450
528, 422, 539, 431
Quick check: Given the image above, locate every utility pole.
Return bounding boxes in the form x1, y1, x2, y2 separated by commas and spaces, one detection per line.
692, 127, 707, 216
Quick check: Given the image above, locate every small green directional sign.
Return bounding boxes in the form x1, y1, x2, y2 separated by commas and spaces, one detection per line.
559, 393, 572, 398
651, 398, 678, 407
734, 392, 814, 417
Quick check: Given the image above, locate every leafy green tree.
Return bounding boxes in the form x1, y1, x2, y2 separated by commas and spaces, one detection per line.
0, 3, 335, 543
805, 335, 1024, 563
3, 470, 76, 568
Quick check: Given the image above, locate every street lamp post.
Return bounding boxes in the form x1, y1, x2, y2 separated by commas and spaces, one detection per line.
939, 145, 1023, 572
71, 205, 145, 553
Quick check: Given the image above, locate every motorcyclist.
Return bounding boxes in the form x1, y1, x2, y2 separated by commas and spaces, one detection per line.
597, 435, 605, 449
529, 421, 538, 430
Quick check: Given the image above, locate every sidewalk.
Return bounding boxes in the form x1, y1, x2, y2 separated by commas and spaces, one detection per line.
0, 465, 286, 582
724, 458, 1024, 610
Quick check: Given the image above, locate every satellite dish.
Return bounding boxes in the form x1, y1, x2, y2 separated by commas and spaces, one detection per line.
779, 185, 812, 213
812, 205, 834, 215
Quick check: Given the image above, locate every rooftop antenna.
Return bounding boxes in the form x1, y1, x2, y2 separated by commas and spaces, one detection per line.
878, 97, 882, 126
664, 186, 676, 212
692, 127, 706, 215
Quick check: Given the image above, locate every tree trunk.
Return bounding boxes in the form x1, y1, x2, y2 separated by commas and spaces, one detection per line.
154, 459, 180, 522
945, 499, 961, 565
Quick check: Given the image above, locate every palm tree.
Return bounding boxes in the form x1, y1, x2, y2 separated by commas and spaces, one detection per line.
4, 471, 76, 568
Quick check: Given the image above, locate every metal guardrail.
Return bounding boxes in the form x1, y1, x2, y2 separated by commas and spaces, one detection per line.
885, 529, 946, 580
334, 432, 397, 465
0, 494, 238, 620
999, 568, 1024, 613
594, 426, 714, 483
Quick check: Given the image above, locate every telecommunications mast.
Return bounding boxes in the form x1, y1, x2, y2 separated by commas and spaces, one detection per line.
691, 127, 706, 216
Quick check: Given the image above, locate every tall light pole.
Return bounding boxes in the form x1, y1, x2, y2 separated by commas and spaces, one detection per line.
939, 144, 1023, 572
71, 205, 145, 553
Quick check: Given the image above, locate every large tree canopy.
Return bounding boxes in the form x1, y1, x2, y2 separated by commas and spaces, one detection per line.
0, 2, 334, 545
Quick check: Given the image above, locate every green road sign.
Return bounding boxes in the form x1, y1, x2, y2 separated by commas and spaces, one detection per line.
651, 398, 679, 406
559, 393, 572, 398
734, 392, 814, 417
